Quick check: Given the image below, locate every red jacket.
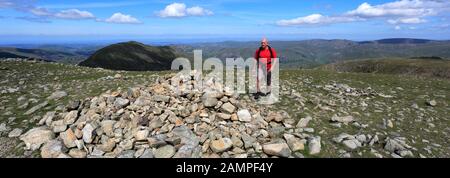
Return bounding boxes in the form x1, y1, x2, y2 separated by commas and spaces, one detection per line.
254, 47, 277, 71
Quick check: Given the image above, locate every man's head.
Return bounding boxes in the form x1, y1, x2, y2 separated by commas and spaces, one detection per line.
261, 37, 268, 49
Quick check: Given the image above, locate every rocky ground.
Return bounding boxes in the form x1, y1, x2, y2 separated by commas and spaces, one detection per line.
0, 60, 449, 158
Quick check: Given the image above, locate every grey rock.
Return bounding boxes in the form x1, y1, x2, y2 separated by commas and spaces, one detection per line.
173, 144, 198, 158
149, 118, 164, 130
343, 139, 360, 150
237, 109, 252, 122
148, 137, 167, 148
154, 145, 176, 158
283, 134, 305, 152
7, 117, 16, 124
399, 150, 414, 157
262, 142, 292, 158
90, 147, 105, 157
82, 123, 96, 144
165, 137, 181, 145
241, 133, 256, 149
25, 101, 48, 115
68, 149, 87, 158
231, 135, 244, 148
356, 134, 367, 143
63, 110, 78, 125
308, 136, 321, 155
216, 113, 231, 120
41, 140, 64, 158
8, 128, 23, 138
384, 138, 406, 153
333, 133, 353, 143
39, 111, 55, 126
60, 128, 77, 148
427, 100, 437, 107
47, 91, 67, 100
0, 123, 8, 133
139, 149, 154, 158
369, 135, 379, 146
117, 150, 136, 158
203, 97, 218, 107
20, 127, 55, 151
269, 125, 285, 138
210, 138, 233, 153
153, 95, 170, 102
296, 116, 312, 128
114, 98, 130, 109
220, 102, 236, 114
100, 120, 116, 137
127, 87, 140, 98
118, 139, 133, 150
114, 73, 122, 79
266, 112, 284, 122
66, 100, 80, 110
135, 129, 149, 141
293, 152, 305, 158
51, 120, 67, 133
98, 138, 116, 152
303, 128, 314, 133
172, 126, 199, 146
331, 115, 354, 124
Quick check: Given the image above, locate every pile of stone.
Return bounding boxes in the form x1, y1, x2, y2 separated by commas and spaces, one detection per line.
18, 72, 321, 158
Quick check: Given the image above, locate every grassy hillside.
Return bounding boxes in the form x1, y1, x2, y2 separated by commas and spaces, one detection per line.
1, 60, 448, 158
318, 58, 450, 79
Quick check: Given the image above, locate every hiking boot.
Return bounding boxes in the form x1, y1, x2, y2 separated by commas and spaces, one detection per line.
253, 92, 262, 99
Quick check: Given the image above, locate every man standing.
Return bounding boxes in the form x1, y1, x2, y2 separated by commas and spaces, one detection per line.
254, 37, 277, 99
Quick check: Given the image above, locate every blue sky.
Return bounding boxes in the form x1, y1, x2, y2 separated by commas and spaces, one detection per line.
0, 0, 449, 43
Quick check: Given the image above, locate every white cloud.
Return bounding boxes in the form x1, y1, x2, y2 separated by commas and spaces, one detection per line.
29, 7, 52, 16
387, 17, 426, 24
277, 0, 450, 27
158, 3, 186, 17
186, 6, 213, 16
104, 12, 141, 24
157, 3, 213, 18
0, 0, 96, 21
346, 1, 440, 18
277, 14, 360, 26
54, 9, 95, 19
395, 25, 401, 30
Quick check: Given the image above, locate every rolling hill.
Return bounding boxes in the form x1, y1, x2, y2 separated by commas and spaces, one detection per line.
79, 41, 178, 71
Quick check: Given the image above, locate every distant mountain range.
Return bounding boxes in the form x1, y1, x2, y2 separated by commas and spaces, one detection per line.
174, 38, 450, 68
79, 41, 178, 71
1, 38, 449, 69
0, 44, 102, 64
